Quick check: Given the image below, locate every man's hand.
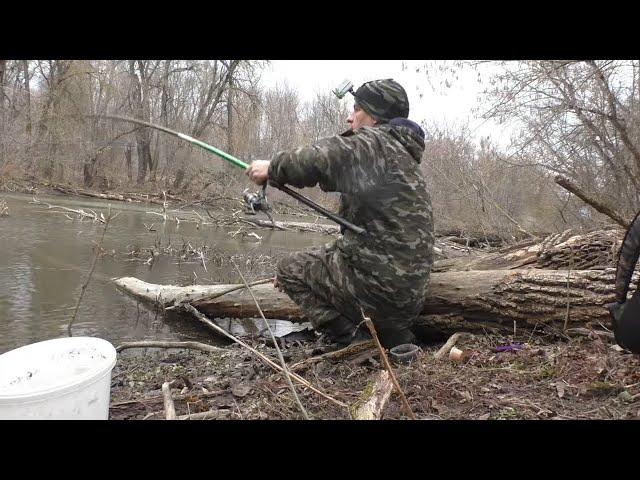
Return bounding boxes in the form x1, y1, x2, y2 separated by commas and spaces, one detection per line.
246, 160, 270, 185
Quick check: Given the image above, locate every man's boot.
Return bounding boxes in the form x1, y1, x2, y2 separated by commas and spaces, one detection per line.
324, 315, 370, 346
376, 326, 416, 349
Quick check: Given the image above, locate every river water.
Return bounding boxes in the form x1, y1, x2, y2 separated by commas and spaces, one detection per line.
0, 192, 332, 354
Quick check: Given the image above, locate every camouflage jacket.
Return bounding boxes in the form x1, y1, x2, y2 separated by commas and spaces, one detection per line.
268, 123, 434, 297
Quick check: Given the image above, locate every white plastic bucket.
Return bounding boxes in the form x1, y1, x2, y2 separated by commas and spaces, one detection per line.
0, 337, 117, 420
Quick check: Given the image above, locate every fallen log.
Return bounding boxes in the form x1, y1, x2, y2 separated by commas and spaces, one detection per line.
114, 267, 627, 336
536, 228, 622, 270
433, 229, 623, 272
351, 371, 393, 420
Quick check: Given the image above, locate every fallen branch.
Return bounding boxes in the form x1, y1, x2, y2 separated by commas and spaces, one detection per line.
115, 340, 226, 354
234, 217, 339, 234
30, 197, 111, 223
351, 371, 394, 420
110, 389, 226, 408
179, 410, 221, 420
564, 327, 615, 339
555, 176, 629, 228
361, 309, 416, 420
162, 382, 177, 420
289, 340, 376, 372
434, 332, 466, 360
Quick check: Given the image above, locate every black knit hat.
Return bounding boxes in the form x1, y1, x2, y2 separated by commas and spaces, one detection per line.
353, 79, 410, 122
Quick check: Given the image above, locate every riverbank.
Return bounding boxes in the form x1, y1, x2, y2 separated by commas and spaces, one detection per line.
109, 330, 640, 420
0, 176, 320, 218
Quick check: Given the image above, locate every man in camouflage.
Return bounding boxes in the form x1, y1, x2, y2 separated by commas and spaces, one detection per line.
246, 79, 434, 349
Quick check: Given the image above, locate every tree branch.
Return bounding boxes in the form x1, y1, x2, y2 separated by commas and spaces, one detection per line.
555, 175, 629, 227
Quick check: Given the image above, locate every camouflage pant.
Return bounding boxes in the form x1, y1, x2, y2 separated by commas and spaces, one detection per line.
276, 243, 422, 345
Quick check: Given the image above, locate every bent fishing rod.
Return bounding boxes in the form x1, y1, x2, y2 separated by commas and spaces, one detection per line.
98, 115, 365, 235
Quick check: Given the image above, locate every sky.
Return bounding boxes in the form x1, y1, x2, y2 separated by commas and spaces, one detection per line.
259, 60, 517, 148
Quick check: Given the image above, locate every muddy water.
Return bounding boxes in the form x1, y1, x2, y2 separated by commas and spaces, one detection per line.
0, 192, 332, 354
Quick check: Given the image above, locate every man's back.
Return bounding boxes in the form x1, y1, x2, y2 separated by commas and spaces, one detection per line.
335, 123, 434, 299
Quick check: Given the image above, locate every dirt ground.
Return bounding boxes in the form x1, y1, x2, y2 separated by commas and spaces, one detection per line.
109, 329, 640, 420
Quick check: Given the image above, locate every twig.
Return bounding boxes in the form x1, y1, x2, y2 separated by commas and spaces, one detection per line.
162, 382, 177, 420
199, 251, 207, 272
434, 332, 465, 360
180, 303, 347, 409
110, 389, 225, 408
239, 218, 288, 231
179, 410, 220, 420
289, 340, 376, 372
192, 209, 207, 223
565, 328, 615, 339
115, 340, 226, 354
30, 198, 113, 223
68, 205, 114, 336
230, 259, 309, 420
360, 308, 416, 420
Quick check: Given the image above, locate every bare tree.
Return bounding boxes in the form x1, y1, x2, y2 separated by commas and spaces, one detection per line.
21, 60, 31, 144
127, 60, 159, 184
481, 60, 640, 226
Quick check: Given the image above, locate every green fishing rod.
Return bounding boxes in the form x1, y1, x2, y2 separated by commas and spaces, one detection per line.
100, 115, 365, 235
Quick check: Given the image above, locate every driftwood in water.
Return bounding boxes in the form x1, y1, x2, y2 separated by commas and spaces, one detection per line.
49, 182, 170, 205
241, 218, 341, 235
114, 267, 622, 337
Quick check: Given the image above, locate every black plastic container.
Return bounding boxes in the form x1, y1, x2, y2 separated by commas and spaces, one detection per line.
389, 343, 421, 364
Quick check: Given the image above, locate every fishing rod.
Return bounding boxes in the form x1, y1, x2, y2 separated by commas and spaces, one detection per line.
99, 115, 365, 235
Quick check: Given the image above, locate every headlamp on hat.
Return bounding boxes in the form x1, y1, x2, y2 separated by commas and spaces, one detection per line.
332, 79, 355, 100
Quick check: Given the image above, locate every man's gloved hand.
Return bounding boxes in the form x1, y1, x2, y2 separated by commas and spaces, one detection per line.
246, 160, 270, 186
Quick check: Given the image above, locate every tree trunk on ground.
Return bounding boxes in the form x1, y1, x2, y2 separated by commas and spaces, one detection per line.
114, 268, 623, 337
433, 229, 623, 272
